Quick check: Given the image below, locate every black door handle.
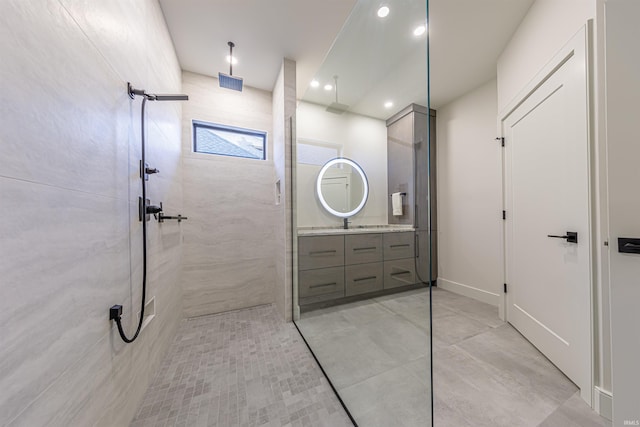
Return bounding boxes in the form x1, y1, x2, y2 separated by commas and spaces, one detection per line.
547, 231, 578, 244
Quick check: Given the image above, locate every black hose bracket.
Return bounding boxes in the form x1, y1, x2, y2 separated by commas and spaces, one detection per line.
109, 305, 123, 320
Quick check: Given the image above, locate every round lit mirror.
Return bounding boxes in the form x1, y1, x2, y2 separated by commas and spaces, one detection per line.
316, 158, 369, 218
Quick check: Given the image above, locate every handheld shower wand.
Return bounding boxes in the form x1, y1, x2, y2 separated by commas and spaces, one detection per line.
110, 83, 188, 344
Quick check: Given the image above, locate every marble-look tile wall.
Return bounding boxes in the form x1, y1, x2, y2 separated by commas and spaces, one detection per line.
180, 71, 277, 318
272, 60, 297, 322
0, 1, 184, 425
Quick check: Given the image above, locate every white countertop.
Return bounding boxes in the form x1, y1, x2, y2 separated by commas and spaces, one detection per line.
297, 225, 415, 236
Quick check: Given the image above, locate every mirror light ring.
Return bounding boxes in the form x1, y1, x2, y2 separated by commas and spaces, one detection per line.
316, 157, 369, 218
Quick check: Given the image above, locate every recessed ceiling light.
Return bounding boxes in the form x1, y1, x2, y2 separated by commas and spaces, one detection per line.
324, 84, 333, 91
413, 25, 426, 36
377, 6, 390, 18
384, 101, 394, 108
226, 55, 238, 65
310, 80, 320, 88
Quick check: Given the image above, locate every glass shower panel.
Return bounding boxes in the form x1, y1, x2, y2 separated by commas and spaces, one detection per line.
292, 0, 433, 425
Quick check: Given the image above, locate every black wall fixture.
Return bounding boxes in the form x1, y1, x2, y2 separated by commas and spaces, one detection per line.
109, 83, 188, 344
618, 238, 640, 254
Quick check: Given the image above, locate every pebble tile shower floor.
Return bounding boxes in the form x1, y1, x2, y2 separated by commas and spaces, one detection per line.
130, 305, 352, 427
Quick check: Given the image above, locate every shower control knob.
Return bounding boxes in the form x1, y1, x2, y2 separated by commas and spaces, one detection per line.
146, 204, 163, 215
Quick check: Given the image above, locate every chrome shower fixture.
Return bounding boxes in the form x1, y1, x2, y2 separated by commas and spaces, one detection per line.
127, 82, 189, 101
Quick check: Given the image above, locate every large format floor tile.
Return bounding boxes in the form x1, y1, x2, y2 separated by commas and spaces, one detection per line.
539, 392, 611, 427
298, 287, 610, 427
298, 324, 400, 390
339, 365, 430, 427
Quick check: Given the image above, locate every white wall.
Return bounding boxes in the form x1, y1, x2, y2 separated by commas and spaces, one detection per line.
0, 1, 183, 425
497, 0, 595, 112
180, 71, 276, 318
604, 1, 640, 424
436, 80, 503, 305
296, 101, 388, 227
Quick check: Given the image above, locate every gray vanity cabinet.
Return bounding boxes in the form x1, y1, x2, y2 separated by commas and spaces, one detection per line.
383, 259, 416, 289
298, 235, 345, 270
345, 263, 384, 296
345, 233, 383, 265
383, 231, 415, 260
298, 235, 346, 305
299, 231, 419, 307
299, 267, 346, 304
344, 234, 384, 296
382, 232, 417, 289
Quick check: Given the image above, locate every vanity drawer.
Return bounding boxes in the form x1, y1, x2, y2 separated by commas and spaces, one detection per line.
345, 263, 384, 297
298, 235, 345, 270
299, 267, 345, 304
383, 258, 417, 289
383, 232, 415, 260
345, 233, 383, 265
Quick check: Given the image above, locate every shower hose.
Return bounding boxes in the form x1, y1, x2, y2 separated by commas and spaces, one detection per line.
111, 96, 149, 343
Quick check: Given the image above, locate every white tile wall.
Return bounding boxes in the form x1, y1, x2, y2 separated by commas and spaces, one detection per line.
272, 59, 296, 322
180, 71, 277, 318
0, 0, 183, 425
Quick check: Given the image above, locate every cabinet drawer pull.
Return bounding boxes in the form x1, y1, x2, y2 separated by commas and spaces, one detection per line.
353, 246, 377, 252
390, 270, 411, 277
390, 244, 410, 248
353, 276, 377, 282
309, 250, 337, 256
310, 282, 337, 289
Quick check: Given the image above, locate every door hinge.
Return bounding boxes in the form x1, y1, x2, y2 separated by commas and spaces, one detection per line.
496, 137, 505, 147
502, 210, 506, 220
504, 283, 508, 293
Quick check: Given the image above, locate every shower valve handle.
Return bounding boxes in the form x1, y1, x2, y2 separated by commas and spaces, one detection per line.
146, 202, 163, 215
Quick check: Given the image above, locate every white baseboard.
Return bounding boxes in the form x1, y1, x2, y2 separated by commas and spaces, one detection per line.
437, 278, 500, 307
594, 386, 612, 421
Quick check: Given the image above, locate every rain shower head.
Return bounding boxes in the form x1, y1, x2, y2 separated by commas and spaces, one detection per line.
218, 72, 243, 91
219, 41, 243, 92
326, 75, 349, 114
127, 83, 189, 101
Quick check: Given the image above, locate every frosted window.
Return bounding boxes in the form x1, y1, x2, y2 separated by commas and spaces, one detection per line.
297, 142, 340, 166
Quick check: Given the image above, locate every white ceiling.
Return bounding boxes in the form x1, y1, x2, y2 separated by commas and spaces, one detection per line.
429, 0, 534, 109
160, 0, 534, 119
158, 0, 357, 98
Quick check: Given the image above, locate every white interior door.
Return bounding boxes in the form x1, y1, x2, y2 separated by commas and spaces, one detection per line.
503, 27, 592, 402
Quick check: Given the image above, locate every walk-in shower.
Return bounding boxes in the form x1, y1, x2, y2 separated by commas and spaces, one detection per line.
109, 83, 189, 344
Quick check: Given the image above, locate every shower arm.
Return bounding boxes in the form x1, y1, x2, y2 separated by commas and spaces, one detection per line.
127, 82, 189, 101
228, 41, 235, 76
